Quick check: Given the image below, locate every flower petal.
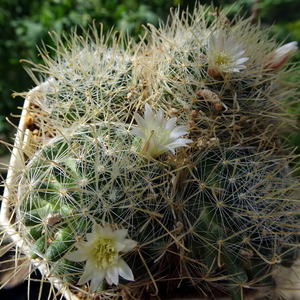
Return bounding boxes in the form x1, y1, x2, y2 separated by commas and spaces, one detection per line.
113, 240, 127, 252
106, 265, 119, 285
117, 258, 135, 281
90, 269, 106, 292
133, 112, 148, 137
131, 127, 146, 139
164, 117, 177, 132
77, 263, 94, 286
167, 138, 193, 149
236, 57, 249, 64
65, 250, 89, 262
94, 223, 113, 238
111, 228, 128, 242
144, 103, 154, 121
121, 239, 137, 252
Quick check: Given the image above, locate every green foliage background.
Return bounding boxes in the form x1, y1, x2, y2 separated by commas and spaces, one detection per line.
0, 0, 299, 154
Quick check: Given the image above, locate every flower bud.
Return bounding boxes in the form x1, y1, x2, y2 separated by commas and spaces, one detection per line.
265, 41, 298, 70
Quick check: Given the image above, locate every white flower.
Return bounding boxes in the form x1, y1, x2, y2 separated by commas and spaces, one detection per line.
66, 224, 137, 292
206, 31, 249, 77
265, 41, 298, 70
131, 104, 193, 158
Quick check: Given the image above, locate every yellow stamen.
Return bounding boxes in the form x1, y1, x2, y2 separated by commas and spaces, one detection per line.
92, 237, 117, 269
215, 50, 234, 67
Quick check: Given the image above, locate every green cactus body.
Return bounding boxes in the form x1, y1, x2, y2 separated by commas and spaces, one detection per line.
17, 123, 173, 286
180, 146, 299, 299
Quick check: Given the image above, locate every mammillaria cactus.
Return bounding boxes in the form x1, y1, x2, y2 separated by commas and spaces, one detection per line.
1, 3, 300, 300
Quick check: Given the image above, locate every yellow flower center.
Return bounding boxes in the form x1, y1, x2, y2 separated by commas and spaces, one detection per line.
92, 237, 117, 269
215, 50, 234, 67
153, 128, 171, 143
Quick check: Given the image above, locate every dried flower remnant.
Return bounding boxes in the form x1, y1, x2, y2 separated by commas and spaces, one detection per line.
196, 89, 226, 111
66, 224, 137, 292
206, 31, 249, 78
265, 41, 298, 70
131, 103, 193, 158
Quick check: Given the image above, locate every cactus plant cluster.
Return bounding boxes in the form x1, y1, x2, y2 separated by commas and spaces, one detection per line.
1, 3, 300, 300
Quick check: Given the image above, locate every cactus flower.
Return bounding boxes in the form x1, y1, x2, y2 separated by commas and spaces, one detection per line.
206, 31, 249, 77
265, 41, 298, 70
66, 224, 137, 291
131, 103, 193, 157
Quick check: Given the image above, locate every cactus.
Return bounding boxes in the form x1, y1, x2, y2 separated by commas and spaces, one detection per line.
1, 3, 300, 300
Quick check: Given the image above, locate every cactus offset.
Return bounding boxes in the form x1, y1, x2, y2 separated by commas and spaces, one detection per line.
1, 3, 300, 300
